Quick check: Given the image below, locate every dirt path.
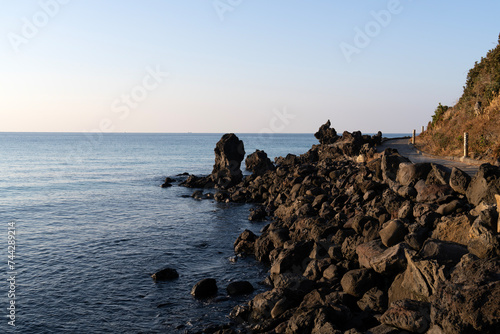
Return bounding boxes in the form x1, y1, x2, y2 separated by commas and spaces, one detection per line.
377, 138, 479, 176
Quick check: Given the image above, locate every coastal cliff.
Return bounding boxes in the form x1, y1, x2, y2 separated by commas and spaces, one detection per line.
419, 34, 500, 162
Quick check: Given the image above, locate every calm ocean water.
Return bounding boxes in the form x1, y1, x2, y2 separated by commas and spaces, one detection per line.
0, 132, 408, 333
0, 133, 321, 333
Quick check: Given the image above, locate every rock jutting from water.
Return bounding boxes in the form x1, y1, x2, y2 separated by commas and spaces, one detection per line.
180, 133, 245, 190
176, 120, 500, 333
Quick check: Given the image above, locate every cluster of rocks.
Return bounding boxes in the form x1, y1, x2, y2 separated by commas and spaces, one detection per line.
151, 267, 255, 300
180, 133, 246, 189
171, 121, 500, 333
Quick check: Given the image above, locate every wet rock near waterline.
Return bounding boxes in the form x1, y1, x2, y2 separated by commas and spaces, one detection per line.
180, 133, 245, 189
234, 229, 257, 255
160, 177, 176, 188
226, 281, 254, 296
245, 150, 275, 176
151, 267, 179, 281
191, 278, 218, 299
211, 133, 245, 189
248, 205, 267, 221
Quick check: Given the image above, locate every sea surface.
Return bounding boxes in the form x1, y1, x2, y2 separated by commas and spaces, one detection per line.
0, 132, 408, 333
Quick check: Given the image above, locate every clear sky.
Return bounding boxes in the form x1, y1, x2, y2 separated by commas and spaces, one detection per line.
1, 0, 499, 134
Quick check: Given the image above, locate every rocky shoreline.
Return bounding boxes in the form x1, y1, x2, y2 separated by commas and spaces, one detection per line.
164, 121, 500, 334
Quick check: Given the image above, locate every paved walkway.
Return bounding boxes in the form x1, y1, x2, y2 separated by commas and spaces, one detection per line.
377, 138, 479, 176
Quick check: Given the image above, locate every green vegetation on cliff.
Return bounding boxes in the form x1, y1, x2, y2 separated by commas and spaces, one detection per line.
420, 34, 500, 161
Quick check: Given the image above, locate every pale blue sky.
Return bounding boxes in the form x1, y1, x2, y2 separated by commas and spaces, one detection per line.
1, 1, 499, 133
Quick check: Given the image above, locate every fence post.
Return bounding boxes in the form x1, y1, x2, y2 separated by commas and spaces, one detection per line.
464, 132, 469, 157
412, 129, 416, 144
421, 125, 424, 133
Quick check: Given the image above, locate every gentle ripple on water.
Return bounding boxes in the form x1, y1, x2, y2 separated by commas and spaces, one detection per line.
0, 132, 318, 333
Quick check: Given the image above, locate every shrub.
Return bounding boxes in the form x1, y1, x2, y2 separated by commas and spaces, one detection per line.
431, 103, 449, 126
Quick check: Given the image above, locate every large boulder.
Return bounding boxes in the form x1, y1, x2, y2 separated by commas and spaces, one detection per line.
332, 131, 365, 156
357, 287, 387, 313
234, 229, 257, 255
379, 219, 407, 247
430, 255, 500, 334
449, 166, 471, 194
426, 163, 451, 185
418, 239, 468, 265
381, 150, 411, 182
356, 240, 385, 269
248, 288, 285, 323
431, 214, 473, 245
151, 267, 179, 281
401, 251, 448, 301
191, 278, 218, 298
380, 299, 431, 333
227, 281, 254, 296
210, 133, 245, 189
341, 268, 377, 297
467, 218, 500, 259
245, 150, 275, 175
270, 241, 314, 277
396, 162, 432, 186
415, 180, 453, 203
370, 243, 411, 274
466, 163, 500, 206
314, 120, 338, 145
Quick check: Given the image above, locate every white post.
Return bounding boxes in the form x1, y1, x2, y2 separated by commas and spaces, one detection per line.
464, 132, 469, 157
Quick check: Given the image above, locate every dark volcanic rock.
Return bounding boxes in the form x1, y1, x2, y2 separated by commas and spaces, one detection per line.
332, 130, 365, 156
341, 268, 377, 297
248, 205, 267, 221
314, 119, 338, 145
430, 255, 500, 334
245, 150, 275, 175
174, 120, 500, 334
151, 267, 179, 281
191, 278, 218, 299
467, 218, 500, 258
270, 241, 313, 276
449, 166, 471, 194
415, 180, 453, 203
379, 219, 407, 247
160, 177, 174, 188
396, 162, 432, 186
380, 299, 430, 333
210, 133, 245, 189
357, 287, 387, 313
466, 163, 500, 205
419, 239, 468, 265
426, 163, 451, 185
180, 174, 212, 188
401, 251, 448, 301
234, 229, 257, 255
381, 150, 411, 181
227, 281, 254, 296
